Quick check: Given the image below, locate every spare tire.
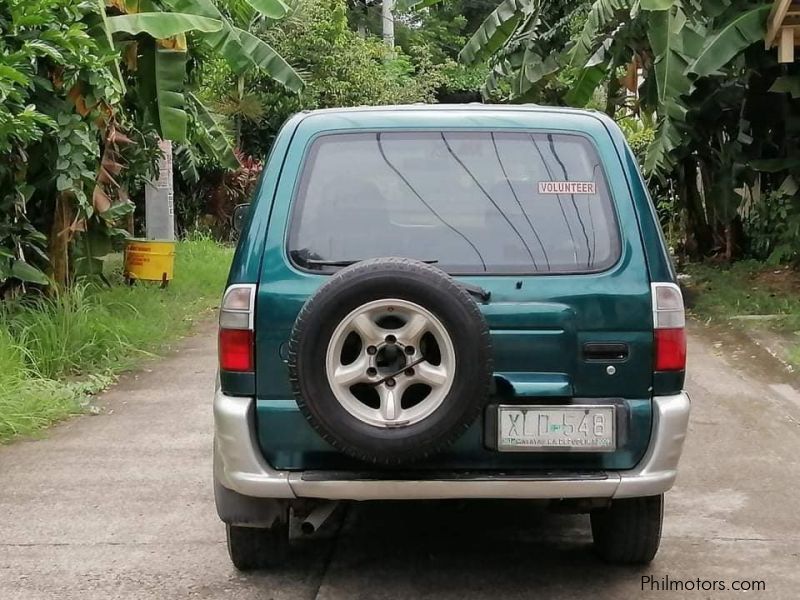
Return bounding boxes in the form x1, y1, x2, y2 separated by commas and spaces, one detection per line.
288, 258, 492, 465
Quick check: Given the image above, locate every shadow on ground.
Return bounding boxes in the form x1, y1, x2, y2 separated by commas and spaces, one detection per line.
269, 500, 649, 599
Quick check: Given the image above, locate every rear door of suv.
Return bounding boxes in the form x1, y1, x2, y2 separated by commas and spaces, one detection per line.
254, 108, 653, 472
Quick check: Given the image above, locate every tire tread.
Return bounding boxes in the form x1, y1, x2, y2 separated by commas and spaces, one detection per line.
590, 494, 663, 564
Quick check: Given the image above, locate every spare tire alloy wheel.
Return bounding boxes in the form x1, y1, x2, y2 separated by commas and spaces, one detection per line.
288, 258, 492, 465
326, 298, 455, 427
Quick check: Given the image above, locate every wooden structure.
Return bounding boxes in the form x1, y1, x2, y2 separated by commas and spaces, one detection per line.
767, 0, 800, 63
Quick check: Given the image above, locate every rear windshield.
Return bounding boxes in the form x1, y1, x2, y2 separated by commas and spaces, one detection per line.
288, 131, 620, 274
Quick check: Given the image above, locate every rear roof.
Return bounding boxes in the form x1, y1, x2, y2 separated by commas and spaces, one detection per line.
297, 103, 601, 116
290, 104, 613, 132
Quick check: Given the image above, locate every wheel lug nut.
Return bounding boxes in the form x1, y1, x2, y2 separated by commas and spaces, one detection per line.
367, 346, 377, 355
385, 335, 396, 344
404, 368, 414, 377
386, 378, 396, 387
404, 345, 415, 355
367, 367, 377, 377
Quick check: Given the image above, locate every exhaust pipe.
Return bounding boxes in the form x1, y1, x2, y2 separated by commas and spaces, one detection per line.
300, 501, 338, 535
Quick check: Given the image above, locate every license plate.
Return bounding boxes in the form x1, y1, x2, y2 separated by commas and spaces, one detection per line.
497, 405, 616, 452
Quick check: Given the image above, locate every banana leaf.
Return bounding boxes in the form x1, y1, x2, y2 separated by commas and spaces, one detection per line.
11, 260, 49, 285
648, 7, 691, 106
139, 39, 189, 142
162, 0, 303, 90
396, 0, 443, 11
89, 0, 125, 90
687, 6, 770, 78
244, 0, 288, 19
567, 0, 634, 68
565, 64, 607, 106
749, 158, 800, 173
644, 102, 684, 175
640, 0, 675, 9
230, 28, 304, 91
188, 93, 240, 170
107, 12, 222, 38
459, 0, 533, 65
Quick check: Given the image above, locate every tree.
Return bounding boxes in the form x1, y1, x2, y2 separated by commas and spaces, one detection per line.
200, 0, 445, 158
104, 0, 304, 166
459, 0, 792, 260
0, 0, 305, 291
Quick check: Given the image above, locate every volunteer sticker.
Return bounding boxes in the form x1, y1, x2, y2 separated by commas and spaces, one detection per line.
538, 181, 597, 195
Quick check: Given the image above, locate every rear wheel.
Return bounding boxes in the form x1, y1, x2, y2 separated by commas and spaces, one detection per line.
226, 522, 289, 571
590, 494, 663, 564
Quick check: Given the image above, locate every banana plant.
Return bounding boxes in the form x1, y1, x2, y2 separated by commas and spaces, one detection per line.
100, 0, 303, 167
687, 5, 771, 78
459, 0, 536, 65
460, 0, 772, 178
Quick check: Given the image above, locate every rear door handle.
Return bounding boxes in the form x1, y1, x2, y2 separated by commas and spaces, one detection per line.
582, 342, 629, 362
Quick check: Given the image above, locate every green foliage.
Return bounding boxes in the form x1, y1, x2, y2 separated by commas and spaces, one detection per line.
165, 0, 304, 90
459, 0, 800, 262
114, 0, 303, 154
745, 190, 800, 265
390, 0, 495, 100
688, 6, 771, 78
0, 239, 232, 442
0, 0, 124, 290
270, 0, 440, 106
619, 117, 655, 164
244, 0, 289, 18
54, 113, 101, 208
564, 65, 605, 106
139, 39, 191, 141
566, 0, 633, 68
463, 0, 586, 102
106, 12, 224, 37
685, 260, 800, 332
0, 326, 84, 441
459, 0, 533, 65
199, 0, 443, 158
0, 0, 306, 292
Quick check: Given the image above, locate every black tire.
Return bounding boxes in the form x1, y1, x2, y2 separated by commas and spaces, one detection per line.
226, 522, 289, 571
590, 494, 664, 564
288, 257, 492, 465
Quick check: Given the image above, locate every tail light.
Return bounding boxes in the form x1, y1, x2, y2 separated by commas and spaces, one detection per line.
219, 284, 255, 372
652, 282, 686, 371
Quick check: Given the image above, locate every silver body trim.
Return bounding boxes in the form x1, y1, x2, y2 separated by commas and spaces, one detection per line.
213, 386, 295, 499
213, 387, 690, 501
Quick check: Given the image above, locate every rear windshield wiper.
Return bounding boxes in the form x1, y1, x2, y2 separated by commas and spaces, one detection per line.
459, 282, 491, 304
299, 256, 491, 303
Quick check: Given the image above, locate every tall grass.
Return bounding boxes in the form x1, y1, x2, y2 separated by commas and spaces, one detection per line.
685, 261, 800, 330
685, 261, 800, 366
0, 239, 232, 442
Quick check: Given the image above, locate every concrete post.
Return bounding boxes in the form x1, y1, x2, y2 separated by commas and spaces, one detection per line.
382, 0, 395, 50
144, 139, 175, 241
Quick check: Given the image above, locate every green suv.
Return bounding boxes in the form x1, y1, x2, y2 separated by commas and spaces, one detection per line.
214, 105, 690, 570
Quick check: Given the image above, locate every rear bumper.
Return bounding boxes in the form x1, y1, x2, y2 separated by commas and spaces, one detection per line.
213, 388, 690, 501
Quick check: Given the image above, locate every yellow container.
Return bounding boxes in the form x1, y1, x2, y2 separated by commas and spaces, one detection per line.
124, 239, 175, 286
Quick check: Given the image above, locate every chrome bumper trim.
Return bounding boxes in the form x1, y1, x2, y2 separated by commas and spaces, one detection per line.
213, 387, 294, 499
288, 475, 621, 500
615, 391, 691, 498
213, 388, 690, 501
